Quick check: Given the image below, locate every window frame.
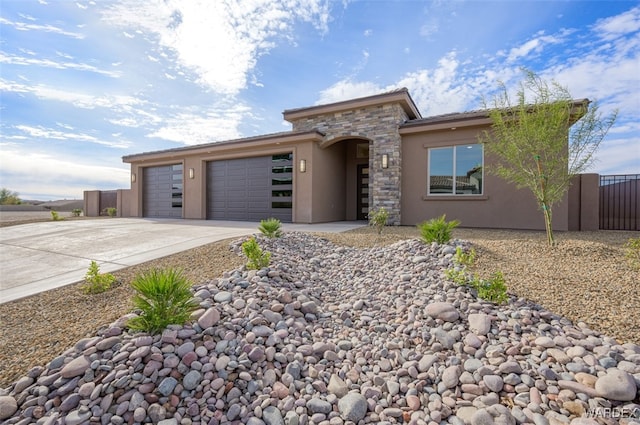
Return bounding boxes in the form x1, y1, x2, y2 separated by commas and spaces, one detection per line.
427, 144, 484, 197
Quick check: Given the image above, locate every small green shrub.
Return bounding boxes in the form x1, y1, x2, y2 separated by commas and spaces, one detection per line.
368, 207, 389, 235
81, 261, 116, 294
444, 246, 507, 304
242, 237, 271, 270
50, 210, 64, 221
128, 268, 198, 334
474, 272, 508, 304
444, 268, 467, 285
454, 246, 476, 268
624, 237, 640, 270
105, 207, 117, 217
71, 208, 82, 217
258, 218, 283, 238
418, 214, 460, 244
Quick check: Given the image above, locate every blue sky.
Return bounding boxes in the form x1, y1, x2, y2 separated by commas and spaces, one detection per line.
1, 0, 638, 200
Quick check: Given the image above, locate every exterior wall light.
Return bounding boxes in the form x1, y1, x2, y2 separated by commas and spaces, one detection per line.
131, 173, 136, 183
381, 154, 389, 169
188, 168, 195, 179
299, 159, 307, 173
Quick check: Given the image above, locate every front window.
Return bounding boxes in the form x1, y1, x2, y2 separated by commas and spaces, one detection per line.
428, 144, 483, 195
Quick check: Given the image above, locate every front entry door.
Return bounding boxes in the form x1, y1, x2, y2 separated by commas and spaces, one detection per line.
356, 164, 369, 220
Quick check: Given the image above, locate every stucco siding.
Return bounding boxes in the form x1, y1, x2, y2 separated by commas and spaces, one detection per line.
401, 127, 569, 230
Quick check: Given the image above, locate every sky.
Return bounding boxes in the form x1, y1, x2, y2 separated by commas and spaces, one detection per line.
1, 0, 639, 201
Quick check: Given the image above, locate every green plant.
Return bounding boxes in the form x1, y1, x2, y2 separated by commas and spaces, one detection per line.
479, 69, 616, 246
418, 214, 460, 244
242, 237, 271, 270
454, 246, 476, 268
445, 246, 507, 304
71, 208, 82, 217
444, 268, 467, 285
105, 207, 117, 217
368, 207, 389, 235
474, 272, 508, 304
258, 218, 283, 238
81, 260, 116, 294
50, 210, 64, 221
0, 188, 21, 205
624, 237, 640, 270
128, 268, 198, 334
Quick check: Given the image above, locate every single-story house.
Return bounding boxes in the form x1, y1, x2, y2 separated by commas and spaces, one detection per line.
115, 88, 598, 231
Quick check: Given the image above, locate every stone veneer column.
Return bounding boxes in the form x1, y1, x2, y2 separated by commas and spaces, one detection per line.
289, 104, 409, 225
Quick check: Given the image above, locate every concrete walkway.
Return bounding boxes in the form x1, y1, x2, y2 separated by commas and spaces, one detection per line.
0, 218, 364, 304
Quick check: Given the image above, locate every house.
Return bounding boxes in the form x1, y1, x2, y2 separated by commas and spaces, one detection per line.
110, 88, 598, 231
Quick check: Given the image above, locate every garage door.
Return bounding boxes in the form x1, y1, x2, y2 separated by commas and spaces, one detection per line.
143, 164, 183, 218
207, 154, 292, 222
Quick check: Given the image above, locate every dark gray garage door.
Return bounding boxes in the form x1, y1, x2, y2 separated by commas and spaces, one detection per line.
207, 154, 292, 222
143, 164, 183, 218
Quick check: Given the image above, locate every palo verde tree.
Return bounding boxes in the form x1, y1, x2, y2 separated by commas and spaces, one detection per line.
479, 70, 617, 246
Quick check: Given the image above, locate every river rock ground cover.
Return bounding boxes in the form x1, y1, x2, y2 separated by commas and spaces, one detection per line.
0, 226, 638, 425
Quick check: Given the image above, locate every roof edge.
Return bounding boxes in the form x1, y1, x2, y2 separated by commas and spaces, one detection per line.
123, 129, 324, 163
283, 88, 421, 122
401, 98, 590, 132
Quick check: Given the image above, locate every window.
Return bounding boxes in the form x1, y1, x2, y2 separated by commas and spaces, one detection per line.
271, 154, 293, 209
428, 144, 483, 195
171, 164, 183, 208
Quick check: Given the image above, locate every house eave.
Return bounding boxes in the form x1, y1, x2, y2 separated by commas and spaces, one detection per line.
283, 88, 421, 122
123, 130, 325, 163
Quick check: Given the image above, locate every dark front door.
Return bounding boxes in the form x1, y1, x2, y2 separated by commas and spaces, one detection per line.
356, 164, 369, 220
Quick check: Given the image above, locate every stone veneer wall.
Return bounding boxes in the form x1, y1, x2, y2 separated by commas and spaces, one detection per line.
289, 103, 409, 225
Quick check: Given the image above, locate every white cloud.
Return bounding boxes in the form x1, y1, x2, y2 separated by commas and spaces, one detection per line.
147, 103, 251, 145
0, 17, 85, 39
316, 80, 382, 105
593, 6, 640, 41
0, 144, 130, 199
14, 125, 130, 149
592, 137, 640, 175
506, 32, 564, 62
101, 0, 331, 95
0, 53, 121, 78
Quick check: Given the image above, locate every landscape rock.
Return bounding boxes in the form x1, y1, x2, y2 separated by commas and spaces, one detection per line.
594, 368, 638, 401
0, 396, 17, 420
1, 232, 639, 425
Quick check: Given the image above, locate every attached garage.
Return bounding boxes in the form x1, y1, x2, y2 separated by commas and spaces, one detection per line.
143, 164, 183, 218
207, 153, 293, 222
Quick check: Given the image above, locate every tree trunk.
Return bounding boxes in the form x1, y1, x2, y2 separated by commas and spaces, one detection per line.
542, 203, 555, 246
535, 155, 555, 246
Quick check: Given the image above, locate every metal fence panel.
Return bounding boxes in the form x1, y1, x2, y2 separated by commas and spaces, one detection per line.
599, 174, 639, 230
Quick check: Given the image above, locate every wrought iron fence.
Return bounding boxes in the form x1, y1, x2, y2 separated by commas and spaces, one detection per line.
599, 174, 639, 230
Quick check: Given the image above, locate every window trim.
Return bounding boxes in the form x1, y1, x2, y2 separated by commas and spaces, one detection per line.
427, 144, 484, 197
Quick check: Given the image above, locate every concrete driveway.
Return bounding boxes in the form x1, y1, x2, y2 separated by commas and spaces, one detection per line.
0, 218, 364, 303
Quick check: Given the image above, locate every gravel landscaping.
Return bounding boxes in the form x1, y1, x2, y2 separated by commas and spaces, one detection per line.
0, 224, 638, 424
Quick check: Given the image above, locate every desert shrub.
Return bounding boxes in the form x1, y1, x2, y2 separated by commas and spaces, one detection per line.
368, 207, 389, 235
473, 272, 508, 304
128, 268, 198, 334
258, 218, 283, 238
625, 237, 640, 270
50, 210, 64, 221
242, 237, 271, 270
418, 214, 460, 244
445, 246, 507, 304
71, 208, 82, 217
105, 207, 117, 217
454, 246, 476, 267
81, 261, 116, 294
